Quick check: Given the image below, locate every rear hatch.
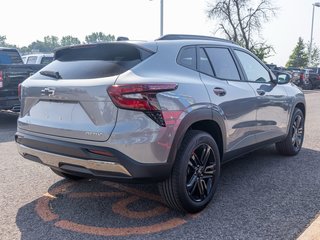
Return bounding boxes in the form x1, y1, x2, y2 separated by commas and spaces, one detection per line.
18, 43, 154, 141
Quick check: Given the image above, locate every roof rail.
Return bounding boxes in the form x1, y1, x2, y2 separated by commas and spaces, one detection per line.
157, 34, 234, 44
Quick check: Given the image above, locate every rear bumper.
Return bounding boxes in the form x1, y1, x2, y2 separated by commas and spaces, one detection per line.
15, 132, 172, 182
0, 97, 20, 111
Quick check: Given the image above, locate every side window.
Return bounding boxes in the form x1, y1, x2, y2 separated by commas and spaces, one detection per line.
205, 47, 240, 81
199, 48, 213, 76
234, 50, 271, 83
26, 56, 37, 64
177, 46, 196, 70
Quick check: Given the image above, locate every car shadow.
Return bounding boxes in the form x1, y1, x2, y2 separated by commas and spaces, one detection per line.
16, 146, 320, 240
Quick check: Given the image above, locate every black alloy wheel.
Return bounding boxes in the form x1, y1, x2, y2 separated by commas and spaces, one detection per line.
186, 143, 217, 202
159, 130, 221, 213
291, 114, 304, 152
276, 108, 304, 156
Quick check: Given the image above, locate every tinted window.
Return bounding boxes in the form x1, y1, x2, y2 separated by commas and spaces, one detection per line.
26, 56, 37, 64
235, 50, 270, 83
0, 49, 23, 64
199, 48, 213, 76
177, 47, 196, 70
30, 44, 153, 80
205, 48, 240, 80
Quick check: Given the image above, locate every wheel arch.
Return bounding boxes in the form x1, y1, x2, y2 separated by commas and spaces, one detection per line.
167, 108, 226, 166
295, 102, 305, 117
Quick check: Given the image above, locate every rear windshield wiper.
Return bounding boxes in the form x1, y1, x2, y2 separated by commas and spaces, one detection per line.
40, 70, 62, 79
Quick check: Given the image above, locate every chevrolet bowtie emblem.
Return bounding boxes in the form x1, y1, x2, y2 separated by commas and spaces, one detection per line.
41, 87, 55, 96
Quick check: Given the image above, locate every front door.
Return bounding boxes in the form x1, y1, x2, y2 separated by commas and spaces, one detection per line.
233, 49, 290, 143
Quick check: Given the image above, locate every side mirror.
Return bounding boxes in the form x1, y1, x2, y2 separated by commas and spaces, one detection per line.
276, 73, 291, 84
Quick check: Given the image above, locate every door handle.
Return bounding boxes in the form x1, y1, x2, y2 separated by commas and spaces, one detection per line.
213, 87, 226, 96
256, 89, 265, 96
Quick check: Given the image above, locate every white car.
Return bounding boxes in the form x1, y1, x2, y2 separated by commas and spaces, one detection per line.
22, 53, 54, 65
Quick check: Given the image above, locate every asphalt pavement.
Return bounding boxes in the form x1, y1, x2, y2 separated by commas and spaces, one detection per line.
0, 91, 319, 240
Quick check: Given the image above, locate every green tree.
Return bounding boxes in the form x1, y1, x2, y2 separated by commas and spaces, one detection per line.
307, 43, 320, 67
85, 32, 115, 43
251, 42, 274, 63
0, 35, 6, 46
44, 36, 60, 50
27, 40, 48, 53
27, 36, 60, 53
60, 35, 80, 47
19, 46, 30, 55
207, 0, 277, 61
286, 38, 308, 68
0, 35, 16, 48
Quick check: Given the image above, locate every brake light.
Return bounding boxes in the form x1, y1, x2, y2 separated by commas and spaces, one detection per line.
0, 71, 3, 88
18, 83, 22, 100
300, 73, 305, 80
108, 83, 178, 127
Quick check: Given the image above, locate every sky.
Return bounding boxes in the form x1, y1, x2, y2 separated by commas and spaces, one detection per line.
0, 0, 318, 66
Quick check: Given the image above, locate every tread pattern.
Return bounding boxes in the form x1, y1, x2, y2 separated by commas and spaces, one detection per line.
158, 130, 220, 213
276, 108, 304, 156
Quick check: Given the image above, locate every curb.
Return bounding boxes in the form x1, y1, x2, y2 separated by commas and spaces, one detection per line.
297, 212, 320, 240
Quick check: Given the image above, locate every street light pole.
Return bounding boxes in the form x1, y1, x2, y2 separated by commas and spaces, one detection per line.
309, 2, 320, 66
150, 0, 164, 36
160, 0, 164, 36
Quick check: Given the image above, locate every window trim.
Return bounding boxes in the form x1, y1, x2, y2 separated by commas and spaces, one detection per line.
198, 45, 244, 82
197, 47, 216, 76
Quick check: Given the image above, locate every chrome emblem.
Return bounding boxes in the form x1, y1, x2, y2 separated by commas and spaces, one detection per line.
41, 87, 55, 96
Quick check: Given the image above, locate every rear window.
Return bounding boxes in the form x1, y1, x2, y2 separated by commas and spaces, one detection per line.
0, 49, 23, 64
30, 44, 153, 80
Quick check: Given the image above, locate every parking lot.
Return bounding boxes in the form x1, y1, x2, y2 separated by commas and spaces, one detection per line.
0, 90, 319, 240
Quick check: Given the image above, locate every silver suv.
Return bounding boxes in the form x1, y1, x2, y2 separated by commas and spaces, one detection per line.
16, 35, 306, 213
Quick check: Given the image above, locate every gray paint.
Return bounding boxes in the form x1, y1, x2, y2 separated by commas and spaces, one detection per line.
17, 39, 305, 172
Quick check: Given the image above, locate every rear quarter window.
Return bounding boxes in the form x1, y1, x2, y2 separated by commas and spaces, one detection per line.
177, 46, 197, 70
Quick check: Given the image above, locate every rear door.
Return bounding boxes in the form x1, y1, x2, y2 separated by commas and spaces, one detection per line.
233, 49, 290, 142
196, 46, 257, 152
18, 43, 154, 142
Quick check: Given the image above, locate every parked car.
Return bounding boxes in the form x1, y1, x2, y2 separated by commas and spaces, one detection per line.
306, 67, 320, 89
22, 53, 54, 65
300, 69, 312, 89
16, 35, 306, 213
0, 48, 45, 112
285, 67, 311, 89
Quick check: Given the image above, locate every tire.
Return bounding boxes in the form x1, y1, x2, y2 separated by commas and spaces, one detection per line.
158, 130, 221, 213
276, 108, 305, 156
50, 167, 84, 180
310, 82, 315, 90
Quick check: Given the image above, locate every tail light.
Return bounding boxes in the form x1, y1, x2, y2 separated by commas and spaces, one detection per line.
0, 71, 3, 88
107, 83, 178, 127
300, 73, 305, 80
18, 83, 22, 100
